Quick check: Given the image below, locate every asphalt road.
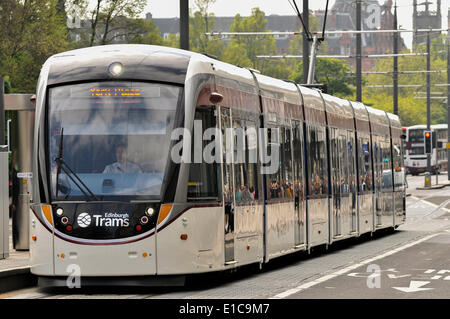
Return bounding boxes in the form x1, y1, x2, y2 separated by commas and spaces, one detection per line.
3, 174, 450, 299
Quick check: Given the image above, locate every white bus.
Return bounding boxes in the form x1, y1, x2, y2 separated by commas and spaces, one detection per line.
404, 124, 448, 175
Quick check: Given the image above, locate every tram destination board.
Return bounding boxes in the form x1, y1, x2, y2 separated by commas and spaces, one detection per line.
69, 86, 161, 98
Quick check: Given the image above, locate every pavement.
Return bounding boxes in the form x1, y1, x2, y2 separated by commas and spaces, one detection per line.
0, 219, 35, 293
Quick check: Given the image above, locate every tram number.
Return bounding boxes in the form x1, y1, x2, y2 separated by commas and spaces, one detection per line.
223, 303, 270, 314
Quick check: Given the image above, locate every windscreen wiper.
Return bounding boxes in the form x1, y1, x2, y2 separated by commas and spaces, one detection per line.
55, 128, 99, 201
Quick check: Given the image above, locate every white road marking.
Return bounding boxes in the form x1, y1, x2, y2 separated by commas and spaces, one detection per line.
271, 233, 440, 299
392, 281, 434, 293
387, 274, 411, 279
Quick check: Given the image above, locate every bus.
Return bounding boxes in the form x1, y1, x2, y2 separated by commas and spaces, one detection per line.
404, 124, 448, 175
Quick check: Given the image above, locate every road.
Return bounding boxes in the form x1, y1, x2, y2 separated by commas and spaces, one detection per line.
2, 174, 449, 299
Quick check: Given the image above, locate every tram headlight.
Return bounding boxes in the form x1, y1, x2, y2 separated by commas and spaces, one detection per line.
109, 62, 124, 77
145, 207, 155, 217
56, 208, 64, 216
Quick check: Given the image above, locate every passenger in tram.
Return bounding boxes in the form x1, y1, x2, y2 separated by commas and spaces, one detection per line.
249, 186, 255, 200
236, 184, 252, 202
283, 180, 293, 198
360, 175, 367, 191
312, 173, 321, 195
340, 177, 349, 193
224, 184, 233, 232
270, 180, 281, 198
103, 143, 142, 174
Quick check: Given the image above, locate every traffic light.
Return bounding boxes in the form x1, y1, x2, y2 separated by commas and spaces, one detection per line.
424, 131, 432, 154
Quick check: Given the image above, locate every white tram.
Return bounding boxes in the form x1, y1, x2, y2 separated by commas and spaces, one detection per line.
30, 45, 406, 286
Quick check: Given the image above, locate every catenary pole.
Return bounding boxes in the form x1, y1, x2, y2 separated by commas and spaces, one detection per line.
356, 0, 362, 102
426, 32, 431, 175
0, 76, 5, 145
303, 0, 309, 84
180, 0, 189, 50
393, 2, 398, 115
447, 35, 450, 181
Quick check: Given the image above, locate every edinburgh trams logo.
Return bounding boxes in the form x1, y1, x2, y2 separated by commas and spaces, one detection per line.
76, 212, 130, 228
76, 213, 92, 228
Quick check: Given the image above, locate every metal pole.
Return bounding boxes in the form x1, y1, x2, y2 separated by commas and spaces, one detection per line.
307, 35, 319, 84
426, 32, 431, 175
393, 3, 398, 115
180, 0, 189, 50
447, 37, 450, 181
302, 0, 309, 84
356, 0, 362, 102
0, 76, 5, 145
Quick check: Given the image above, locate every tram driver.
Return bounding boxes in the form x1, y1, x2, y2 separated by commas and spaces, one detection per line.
103, 142, 142, 174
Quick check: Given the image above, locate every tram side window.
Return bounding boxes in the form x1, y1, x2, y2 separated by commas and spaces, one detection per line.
358, 136, 372, 192
348, 131, 357, 194
187, 106, 219, 200
292, 122, 305, 200
266, 126, 294, 200
381, 139, 392, 190
233, 118, 258, 203
307, 125, 328, 196
339, 132, 350, 194
329, 127, 339, 197
392, 138, 405, 190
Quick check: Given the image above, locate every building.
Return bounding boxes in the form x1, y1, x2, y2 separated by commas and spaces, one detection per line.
412, 0, 442, 46
148, 13, 300, 53
315, 0, 407, 71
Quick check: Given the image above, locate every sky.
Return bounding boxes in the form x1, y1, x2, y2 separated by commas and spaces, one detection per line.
142, 0, 449, 49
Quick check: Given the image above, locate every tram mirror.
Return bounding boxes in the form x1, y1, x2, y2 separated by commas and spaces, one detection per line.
102, 179, 115, 193
30, 94, 36, 105
400, 134, 406, 140
209, 92, 223, 105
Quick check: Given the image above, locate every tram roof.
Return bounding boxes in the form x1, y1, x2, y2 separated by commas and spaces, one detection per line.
46, 44, 194, 85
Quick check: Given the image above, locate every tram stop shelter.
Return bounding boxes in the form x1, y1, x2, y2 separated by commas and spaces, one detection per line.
3, 94, 35, 252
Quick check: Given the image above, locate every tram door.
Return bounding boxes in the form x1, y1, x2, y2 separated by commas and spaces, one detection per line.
373, 139, 383, 226
330, 127, 342, 237
348, 131, 357, 233
220, 107, 235, 263
292, 121, 306, 246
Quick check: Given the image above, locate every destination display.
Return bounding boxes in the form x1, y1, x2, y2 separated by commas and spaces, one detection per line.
68, 86, 161, 98
89, 87, 142, 97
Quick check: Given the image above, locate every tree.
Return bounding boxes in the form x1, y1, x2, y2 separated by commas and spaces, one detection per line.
69, 0, 147, 46
228, 8, 277, 68
0, 0, 68, 93
289, 58, 354, 97
364, 35, 448, 126
221, 42, 252, 68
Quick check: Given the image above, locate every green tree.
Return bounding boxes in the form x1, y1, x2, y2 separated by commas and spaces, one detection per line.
221, 42, 252, 67
364, 35, 448, 126
189, 0, 216, 52
0, 0, 68, 93
228, 8, 277, 68
71, 0, 147, 46
289, 58, 354, 97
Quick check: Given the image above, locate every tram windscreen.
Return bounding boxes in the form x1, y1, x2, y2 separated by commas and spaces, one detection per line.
48, 81, 181, 199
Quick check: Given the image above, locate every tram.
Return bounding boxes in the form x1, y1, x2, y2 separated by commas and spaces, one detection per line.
30, 45, 406, 286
